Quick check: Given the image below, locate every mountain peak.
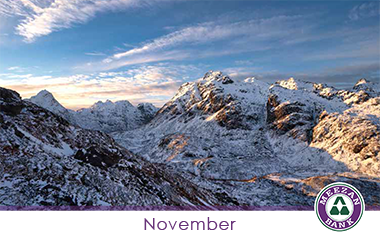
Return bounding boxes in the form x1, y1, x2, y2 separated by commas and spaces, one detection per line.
30, 89, 58, 102
352, 78, 380, 97
115, 100, 133, 107
137, 102, 157, 110
95, 99, 113, 105
275, 77, 314, 91
91, 100, 114, 109
31, 90, 58, 103
37, 89, 53, 96
27, 90, 157, 133
355, 78, 369, 86
28, 89, 65, 110
91, 99, 135, 110
202, 71, 234, 84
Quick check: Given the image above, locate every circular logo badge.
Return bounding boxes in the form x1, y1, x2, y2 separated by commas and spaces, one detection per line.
315, 182, 365, 231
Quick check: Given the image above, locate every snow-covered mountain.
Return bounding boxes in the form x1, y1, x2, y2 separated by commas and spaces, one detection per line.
0, 87, 234, 206
27, 90, 158, 133
267, 77, 380, 177
353, 78, 380, 98
26, 90, 76, 123
2, 71, 379, 206
74, 100, 158, 133
114, 71, 380, 205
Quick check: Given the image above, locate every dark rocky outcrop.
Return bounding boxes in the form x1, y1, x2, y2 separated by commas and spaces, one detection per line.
0, 88, 24, 116
266, 88, 319, 143
311, 100, 380, 177
0, 87, 21, 103
0, 86, 237, 206
74, 146, 122, 169
154, 71, 260, 130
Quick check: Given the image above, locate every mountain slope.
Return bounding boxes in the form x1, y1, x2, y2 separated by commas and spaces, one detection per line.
0, 87, 235, 206
353, 78, 380, 98
311, 98, 380, 177
5, 71, 379, 206
115, 71, 274, 170
75, 100, 158, 133
26, 90, 76, 124
115, 72, 351, 173
114, 71, 380, 205
27, 91, 158, 133
267, 77, 380, 177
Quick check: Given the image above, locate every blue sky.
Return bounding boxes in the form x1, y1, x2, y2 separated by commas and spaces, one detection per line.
0, 0, 379, 109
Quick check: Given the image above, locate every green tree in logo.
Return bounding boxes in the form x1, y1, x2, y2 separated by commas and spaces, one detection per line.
330, 196, 350, 215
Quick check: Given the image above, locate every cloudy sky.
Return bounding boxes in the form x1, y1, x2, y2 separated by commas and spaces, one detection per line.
0, 0, 379, 110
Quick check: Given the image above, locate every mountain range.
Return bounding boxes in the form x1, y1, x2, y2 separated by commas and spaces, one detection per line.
26, 90, 158, 133
1, 71, 379, 206
0, 87, 232, 206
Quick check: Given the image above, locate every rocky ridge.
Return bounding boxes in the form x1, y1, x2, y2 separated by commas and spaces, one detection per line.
27, 90, 158, 133
2, 71, 380, 206
114, 72, 380, 205
0, 87, 234, 206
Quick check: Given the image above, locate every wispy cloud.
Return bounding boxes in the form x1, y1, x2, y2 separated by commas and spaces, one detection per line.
85, 52, 106, 56
0, 63, 201, 109
85, 14, 318, 71
81, 49, 191, 71
0, 0, 152, 42
7, 66, 23, 71
305, 29, 379, 61
349, 2, 380, 21
5, 65, 43, 74
109, 15, 305, 61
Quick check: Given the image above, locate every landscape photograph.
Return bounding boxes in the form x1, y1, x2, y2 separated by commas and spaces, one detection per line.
0, 0, 379, 208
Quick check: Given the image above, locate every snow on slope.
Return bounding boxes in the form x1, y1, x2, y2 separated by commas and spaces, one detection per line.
114, 72, 380, 205
268, 77, 380, 177
311, 98, 380, 177
26, 90, 76, 123
27, 91, 158, 133
6, 71, 380, 206
352, 78, 380, 97
0, 87, 234, 206
117, 73, 344, 175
